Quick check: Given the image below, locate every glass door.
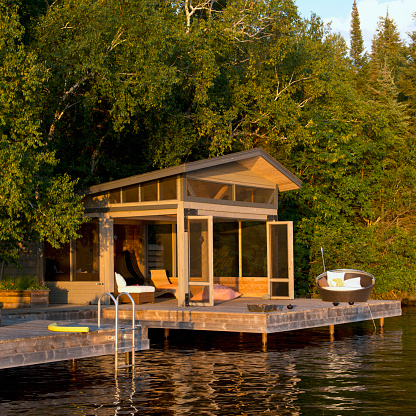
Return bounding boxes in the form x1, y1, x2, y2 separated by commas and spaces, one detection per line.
187, 216, 214, 306
267, 221, 294, 299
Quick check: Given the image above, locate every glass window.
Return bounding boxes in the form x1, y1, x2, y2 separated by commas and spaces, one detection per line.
187, 179, 232, 200
141, 180, 158, 202
45, 242, 70, 281
109, 189, 121, 204
74, 219, 100, 281
269, 223, 289, 279
189, 219, 209, 282
148, 224, 174, 277
160, 177, 177, 200
271, 282, 289, 297
236, 186, 275, 204
123, 185, 139, 203
213, 222, 238, 277
242, 221, 267, 277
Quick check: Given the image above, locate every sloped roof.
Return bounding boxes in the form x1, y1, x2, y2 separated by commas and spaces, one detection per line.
84, 148, 302, 195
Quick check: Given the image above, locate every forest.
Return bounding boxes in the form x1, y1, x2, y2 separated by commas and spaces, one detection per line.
1, 0, 416, 298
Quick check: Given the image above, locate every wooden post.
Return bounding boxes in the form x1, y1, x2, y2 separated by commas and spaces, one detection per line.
380, 317, 385, 328
262, 333, 267, 346
164, 328, 169, 339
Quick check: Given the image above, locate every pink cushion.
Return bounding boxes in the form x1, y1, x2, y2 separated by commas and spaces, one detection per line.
191, 284, 242, 301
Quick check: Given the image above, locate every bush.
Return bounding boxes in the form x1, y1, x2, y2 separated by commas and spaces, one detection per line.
0, 275, 48, 290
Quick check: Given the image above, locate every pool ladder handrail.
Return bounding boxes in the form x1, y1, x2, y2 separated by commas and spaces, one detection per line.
98, 292, 137, 372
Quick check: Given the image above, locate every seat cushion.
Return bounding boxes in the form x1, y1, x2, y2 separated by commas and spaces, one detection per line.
327, 271, 345, 287
122, 285, 155, 293
344, 277, 362, 288
115, 272, 127, 288
324, 286, 360, 292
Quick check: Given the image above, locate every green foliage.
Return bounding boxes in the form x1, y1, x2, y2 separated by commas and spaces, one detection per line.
0, 275, 48, 290
0, 0, 86, 265
3, 0, 416, 298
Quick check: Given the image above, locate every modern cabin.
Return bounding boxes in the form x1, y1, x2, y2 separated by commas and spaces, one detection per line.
42, 149, 302, 306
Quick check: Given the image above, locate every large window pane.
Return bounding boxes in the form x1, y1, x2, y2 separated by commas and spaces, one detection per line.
242, 222, 267, 277
123, 185, 139, 203
74, 219, 100, 281
45, 242, 70, 281
148, 224, 173, 277
269, 223, 289, 279
236, 186, 275, 204
141, 180, 158, 201
109, 189, 121, 204
213, 222, 238, 277
189, 219, 209, 282
187, 179, 232, 200
160, 177, 177, 200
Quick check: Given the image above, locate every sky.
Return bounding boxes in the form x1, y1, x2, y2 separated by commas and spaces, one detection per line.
295, 0, 416, 52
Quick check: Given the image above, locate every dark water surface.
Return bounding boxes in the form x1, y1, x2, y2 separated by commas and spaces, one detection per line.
1, 307, 416, 415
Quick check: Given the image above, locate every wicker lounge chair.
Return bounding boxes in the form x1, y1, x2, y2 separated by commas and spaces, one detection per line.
316, 269, 375, 304
114, 272, 155, 304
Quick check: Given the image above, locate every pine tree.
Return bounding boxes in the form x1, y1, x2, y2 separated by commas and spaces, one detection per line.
399, 13, 416, 130
370, 11, 405, 88
349, 0, 367, 75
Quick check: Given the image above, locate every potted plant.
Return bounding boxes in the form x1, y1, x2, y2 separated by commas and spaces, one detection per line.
0, 275, 49, 308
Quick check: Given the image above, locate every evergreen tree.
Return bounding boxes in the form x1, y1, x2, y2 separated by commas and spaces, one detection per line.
370, 11, 405, 90
399, 13, 416, 130
349, 0, 367, 76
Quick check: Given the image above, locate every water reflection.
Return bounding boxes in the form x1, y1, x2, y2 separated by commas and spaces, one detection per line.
0, 309, 415, 415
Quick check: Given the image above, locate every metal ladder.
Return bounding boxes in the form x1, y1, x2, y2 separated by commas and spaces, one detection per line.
98, 292, 137, 372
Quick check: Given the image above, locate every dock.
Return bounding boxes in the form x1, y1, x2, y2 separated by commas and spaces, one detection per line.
0, 298, 401, 369
109, 297, 401, 333
0, 305, 149, 370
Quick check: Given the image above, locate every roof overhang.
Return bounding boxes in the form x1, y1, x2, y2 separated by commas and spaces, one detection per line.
83, 148, 302, 195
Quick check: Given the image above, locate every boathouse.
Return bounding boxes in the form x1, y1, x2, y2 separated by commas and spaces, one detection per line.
40, 149, 302, 306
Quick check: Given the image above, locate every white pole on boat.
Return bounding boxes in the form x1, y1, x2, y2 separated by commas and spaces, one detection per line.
321, 247, 326, 272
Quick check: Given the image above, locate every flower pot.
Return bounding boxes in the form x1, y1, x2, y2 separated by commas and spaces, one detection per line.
0, 290, 49, 309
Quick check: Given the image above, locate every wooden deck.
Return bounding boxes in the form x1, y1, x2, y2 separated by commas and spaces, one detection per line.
0, 307, 149, 369
0, 298, 401, 369
110, 297, 402, 333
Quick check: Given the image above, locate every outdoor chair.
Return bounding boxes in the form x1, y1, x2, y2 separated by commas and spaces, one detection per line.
150, 269, 178, 299
114, 272, 155, 304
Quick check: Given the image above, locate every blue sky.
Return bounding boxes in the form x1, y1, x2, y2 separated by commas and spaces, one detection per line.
295, 0, 416, 51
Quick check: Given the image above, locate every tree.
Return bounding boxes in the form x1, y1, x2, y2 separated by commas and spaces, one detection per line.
399, 13, 416, 130
0, 1, 85, 267
33, 0, 183, 185
349, 0, 368, 87
370, 11, 405, 91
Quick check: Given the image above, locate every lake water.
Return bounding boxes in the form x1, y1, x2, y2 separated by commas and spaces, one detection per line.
0, 307, 415, 415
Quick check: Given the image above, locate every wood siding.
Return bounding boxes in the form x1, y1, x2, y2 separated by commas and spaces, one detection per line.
46, 282, 105, 304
